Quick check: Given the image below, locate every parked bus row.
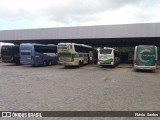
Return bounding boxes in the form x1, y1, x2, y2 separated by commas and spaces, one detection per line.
0, 42, 159, 72
0, 42, 97, 67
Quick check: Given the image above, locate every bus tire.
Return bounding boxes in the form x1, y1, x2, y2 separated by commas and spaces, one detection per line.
113, 63, 116, 67
80, 61, 83, 67
134, 69, 137, 72
15, 61, 20, 65
43, 60, 47, 66
78, 61, 81, 67
152, 69, 156, 73
65, 65, 69, 68
47, 60, 52, 66
81, 60, 84, 66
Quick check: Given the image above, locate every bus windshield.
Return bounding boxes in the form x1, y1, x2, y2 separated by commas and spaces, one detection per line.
1, 46, 14, 55
21, 49, 31, 55
100, 49, 112, 54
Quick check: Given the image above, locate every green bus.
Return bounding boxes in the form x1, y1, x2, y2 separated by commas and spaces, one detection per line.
58, 43, 93, 67
133, 45, 158, 71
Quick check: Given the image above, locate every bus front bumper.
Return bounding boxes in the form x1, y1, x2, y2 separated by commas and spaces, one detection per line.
2, 59, 14, 63
134, 65, 157, 70
98, 61, 114, 65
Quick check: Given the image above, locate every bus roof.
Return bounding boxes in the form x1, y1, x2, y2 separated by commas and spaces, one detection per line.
99, 47, 119, 52
137, 45, 157, 47
58, 42, 92, 48
104, 47, 112, 49
2, 44, 15, 47
20, 43, 57, 47
0, 42, 14, 46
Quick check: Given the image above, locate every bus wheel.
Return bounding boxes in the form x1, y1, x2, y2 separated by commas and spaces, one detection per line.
134, 69, 137, 72
78, 61, 81, 67
80, 61, 83, 67
43, 61, 47, 66
152, 70, 156, 73
65, 65, 69, 68
47, 61, 52, 66
81, 60, 84, 67
15, 61, 20, 65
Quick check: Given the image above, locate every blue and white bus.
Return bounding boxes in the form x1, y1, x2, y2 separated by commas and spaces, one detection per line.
20, 43, 58, 66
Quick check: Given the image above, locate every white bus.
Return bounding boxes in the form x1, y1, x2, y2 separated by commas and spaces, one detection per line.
58, 43, 93, 67
133, 45, 158, 71
0, 42, 14, 59
98, 47, 120, 66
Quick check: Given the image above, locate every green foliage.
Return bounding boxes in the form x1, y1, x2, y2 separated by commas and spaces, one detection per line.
113, 47, 134, 52
158, 46, 160, 52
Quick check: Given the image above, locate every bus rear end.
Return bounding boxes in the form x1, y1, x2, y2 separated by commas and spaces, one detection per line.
133, 45, 157, 71
58, 43, 75, 66
20, 44, 33, 65
1, 45, 14, 63
98, 48, 114, 66
0, 42, 14, 59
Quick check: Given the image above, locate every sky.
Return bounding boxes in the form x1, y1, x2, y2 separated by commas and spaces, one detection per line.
0, 0, 160, 30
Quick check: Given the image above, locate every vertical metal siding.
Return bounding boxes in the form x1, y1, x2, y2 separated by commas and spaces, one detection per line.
0, 23, 160, 41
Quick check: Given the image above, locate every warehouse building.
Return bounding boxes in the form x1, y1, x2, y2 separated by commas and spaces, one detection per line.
0, 22, 160, 47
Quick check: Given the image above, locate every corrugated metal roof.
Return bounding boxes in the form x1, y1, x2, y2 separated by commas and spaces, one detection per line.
0, 23, 160, 41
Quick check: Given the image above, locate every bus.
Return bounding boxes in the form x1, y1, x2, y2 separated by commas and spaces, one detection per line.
0, 42, 14, 59
58, 43, 94, 67
1, 45, 20, 65
98, 47, 120, 66
133, 45, 158, 71
20, 43, 58, 66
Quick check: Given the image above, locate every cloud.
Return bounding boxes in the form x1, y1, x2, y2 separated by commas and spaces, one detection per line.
40, 0, 142, 23
0, 0, 160, 30
0, 0, 142, 20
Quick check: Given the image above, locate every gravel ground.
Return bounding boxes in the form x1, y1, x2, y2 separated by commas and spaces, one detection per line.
0, 63, 160, 120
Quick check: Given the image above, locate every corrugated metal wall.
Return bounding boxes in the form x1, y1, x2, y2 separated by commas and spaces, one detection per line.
0, 23, 160, 40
